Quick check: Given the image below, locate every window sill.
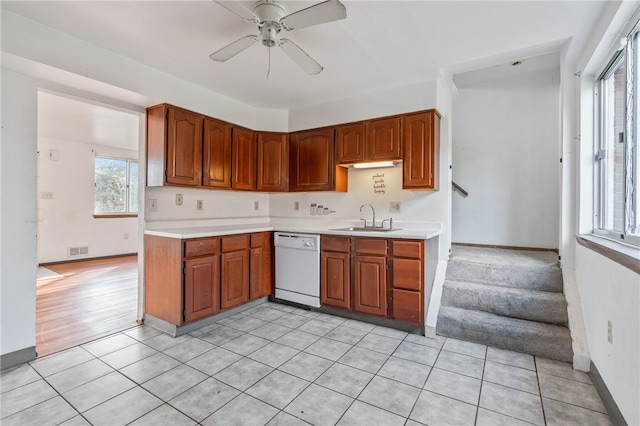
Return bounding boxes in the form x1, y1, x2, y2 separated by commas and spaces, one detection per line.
93, 214, 138, 219
576, 234, 640, 274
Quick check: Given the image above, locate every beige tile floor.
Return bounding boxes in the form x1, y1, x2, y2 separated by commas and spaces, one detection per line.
1, 302, 612, 426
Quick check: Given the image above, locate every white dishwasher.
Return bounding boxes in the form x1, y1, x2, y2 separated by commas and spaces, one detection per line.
274, 232, 321, 308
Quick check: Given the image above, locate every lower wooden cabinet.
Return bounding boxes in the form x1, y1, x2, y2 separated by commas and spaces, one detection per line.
319, 235, 425, 325
250, 232, 272, 300
184, 255, 220, 322
321, 252, 351, 308
145, 231, 272, 326
390, 240, 424, 324
354, 254, 387, 317
221, 249, 249, 310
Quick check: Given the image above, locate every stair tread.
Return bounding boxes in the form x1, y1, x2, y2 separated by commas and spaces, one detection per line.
444, 279, 566, 298
437, 306, 573, 362
451, 245, 559, 267
439, 306, 571, 335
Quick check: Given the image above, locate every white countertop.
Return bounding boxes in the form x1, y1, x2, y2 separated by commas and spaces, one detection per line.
144, 218, 442, 240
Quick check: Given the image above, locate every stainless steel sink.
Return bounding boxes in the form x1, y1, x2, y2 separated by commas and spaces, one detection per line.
330, 227, 401, 233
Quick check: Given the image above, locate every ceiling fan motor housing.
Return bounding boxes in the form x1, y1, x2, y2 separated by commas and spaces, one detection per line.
254, 1, 286, 47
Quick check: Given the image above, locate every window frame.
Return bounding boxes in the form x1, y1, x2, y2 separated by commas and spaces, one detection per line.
93, 155, 139, 217
594, 22, 640, 248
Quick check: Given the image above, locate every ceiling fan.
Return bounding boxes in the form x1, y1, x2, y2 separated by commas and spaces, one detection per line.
210, 0, 347, 75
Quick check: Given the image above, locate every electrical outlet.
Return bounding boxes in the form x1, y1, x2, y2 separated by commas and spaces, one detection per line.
124, 233, 129, 240
608, 320, 613, 344
254, 201, 259, 211
294, 201, 300, 211
149, 199, 158, 212
40, 192, 54, 200
176, 193, 183, 206
197, 200, 203, 211
390, 201, 401, 213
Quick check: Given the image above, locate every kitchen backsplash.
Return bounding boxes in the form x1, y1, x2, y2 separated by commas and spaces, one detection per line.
145, 166, 441, 224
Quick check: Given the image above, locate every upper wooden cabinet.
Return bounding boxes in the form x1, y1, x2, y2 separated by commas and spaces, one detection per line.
147, 103, 439, 192
231, 126, 256, 191
147, 104, 203, 187
336, 122, 365, 163
402, 111, 440, 190
336, 116, 402, 165
289, 127, 347, 192
203, 117, 232, 189
366, 116, 402, 161
257, 132, 289, 192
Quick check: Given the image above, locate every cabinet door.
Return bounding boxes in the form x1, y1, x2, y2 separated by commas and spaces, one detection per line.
392, 289, 423, 325
166, 107, 203, 186
392, 258, 423, 291
354, 255, 387, 316
290, 127, 347, 192
321, 251, 351, 308
249, 233, 272, 299
257, 132, 288, 192
336, 122, 365, 164
203, 117, 231, 188
184, 255, 220, 323
221, 250, 249, 309
231, 126, 256, 190
402, 111, 440, 190
366, 116, 402, 161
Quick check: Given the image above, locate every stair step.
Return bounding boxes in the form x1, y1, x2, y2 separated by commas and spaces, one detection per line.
446, 249, 562, 292
441, 280, 568, 325
436, 306, 573, 362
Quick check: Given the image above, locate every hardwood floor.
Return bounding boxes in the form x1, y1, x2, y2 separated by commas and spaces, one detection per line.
36, 255, 138, 357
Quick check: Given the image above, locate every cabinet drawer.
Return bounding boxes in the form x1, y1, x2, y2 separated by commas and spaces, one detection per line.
392, 289, 423, 325
391, 240, 423, 259
222, 234, 250, 252
322, 235, 351, 253
392, 258, 423, 291
251, 232, 270, 248
354, 238, 387, 255
184, 238, 219, 258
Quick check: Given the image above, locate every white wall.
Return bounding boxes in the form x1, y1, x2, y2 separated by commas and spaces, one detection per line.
37, 137, 139, 263
575, 246, 639, 425
270, 166, 440, 224
288, 81, 437, 131
567, 3, 640, 423
452, 70, 560, 248
145, 186, 270, 223
1, 70, 38, 357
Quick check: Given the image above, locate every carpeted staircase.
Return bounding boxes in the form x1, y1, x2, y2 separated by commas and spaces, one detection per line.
436, 245, 573, 362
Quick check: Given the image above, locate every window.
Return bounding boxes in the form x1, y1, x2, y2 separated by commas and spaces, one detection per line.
596, 23, 640, 246
94, 156, 138, 215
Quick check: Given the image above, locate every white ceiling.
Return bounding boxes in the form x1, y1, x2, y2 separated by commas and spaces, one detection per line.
3, 0, 611, 111
38, 91, 140, 151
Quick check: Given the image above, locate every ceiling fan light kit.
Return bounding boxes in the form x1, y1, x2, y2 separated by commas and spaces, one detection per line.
210, 0, 347, 75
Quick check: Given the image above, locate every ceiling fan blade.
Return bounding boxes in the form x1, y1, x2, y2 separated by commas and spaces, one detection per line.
279, 39, 323, 75
281, 0, 346, 30
210, 35, 258, 62
214, 1, 258, 23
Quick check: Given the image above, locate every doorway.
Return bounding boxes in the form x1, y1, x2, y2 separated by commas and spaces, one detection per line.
36, 91, 141, 356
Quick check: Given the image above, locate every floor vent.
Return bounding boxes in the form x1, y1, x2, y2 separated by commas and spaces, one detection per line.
68, 246, 89, 257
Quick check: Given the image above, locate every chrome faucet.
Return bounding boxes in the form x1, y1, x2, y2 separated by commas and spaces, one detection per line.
360, 203, 376, 228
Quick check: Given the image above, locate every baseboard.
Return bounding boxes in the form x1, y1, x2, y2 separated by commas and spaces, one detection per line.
39, 252, 137, 267
452, 242, 559, 253
589, 361, 627, 426
1, 346, 37, 370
